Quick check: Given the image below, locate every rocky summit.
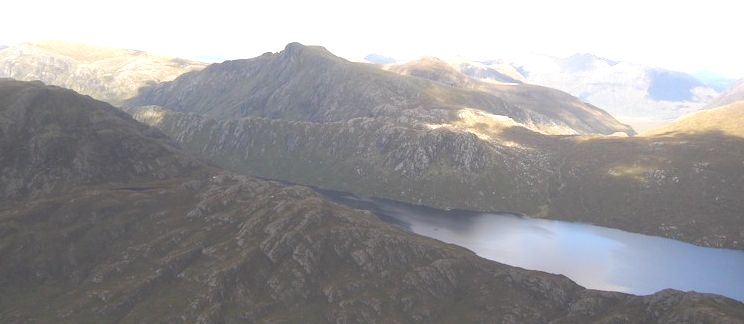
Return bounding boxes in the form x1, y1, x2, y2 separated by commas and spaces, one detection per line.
3, 81, 744, 323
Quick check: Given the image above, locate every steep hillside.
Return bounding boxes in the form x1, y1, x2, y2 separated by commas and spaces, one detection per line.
131, 104, 744, 250
708, 79, 744, 108
0, 41, 206, 104
5, 80, 744, 322
128, 43, 633, 136
0, 80, 201, 201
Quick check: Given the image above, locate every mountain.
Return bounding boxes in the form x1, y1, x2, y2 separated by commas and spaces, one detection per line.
454, 54, 723, 131
708, 79, 744, 108
123, 43, 744, 250
128, 42, 633, 136
363, 53, 398, 64
0, 41, 206, 105
5, 80, 744, 322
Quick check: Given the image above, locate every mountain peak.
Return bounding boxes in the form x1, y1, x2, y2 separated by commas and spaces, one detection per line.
280, 42, 337, 61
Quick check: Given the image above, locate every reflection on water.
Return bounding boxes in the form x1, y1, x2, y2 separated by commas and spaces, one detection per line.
322, 191, 744, 301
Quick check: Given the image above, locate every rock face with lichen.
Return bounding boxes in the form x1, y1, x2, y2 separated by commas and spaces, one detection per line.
3, 80, 744, 323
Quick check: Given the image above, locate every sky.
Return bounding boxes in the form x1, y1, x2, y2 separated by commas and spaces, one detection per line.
2, 0, 742, 78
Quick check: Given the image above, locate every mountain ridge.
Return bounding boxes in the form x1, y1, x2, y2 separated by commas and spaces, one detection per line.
128, 42, 633, 136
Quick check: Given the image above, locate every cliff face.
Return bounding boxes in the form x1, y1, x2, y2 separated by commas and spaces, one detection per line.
0, 41, 206, 105
3, 80, 743, 323
130, 105, 744, 250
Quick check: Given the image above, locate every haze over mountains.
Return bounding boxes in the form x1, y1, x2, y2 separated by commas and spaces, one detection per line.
0, 41, 206, 105
365, 53, 732, 131
6, 79, 744, 322
708, 79, 744, 108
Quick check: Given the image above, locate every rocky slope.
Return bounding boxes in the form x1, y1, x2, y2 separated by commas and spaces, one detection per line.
130, 103, 744, 250
127, 43, 633, 136
0, 41, 206, 105
708, 79, 744, 108
6, 81, 744, 323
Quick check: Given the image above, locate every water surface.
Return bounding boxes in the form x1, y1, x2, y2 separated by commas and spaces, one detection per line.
322, 191, 744, 301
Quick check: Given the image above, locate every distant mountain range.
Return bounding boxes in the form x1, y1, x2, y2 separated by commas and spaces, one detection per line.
708, 79, 744, 108
7, 79, 744, 322
0, 41, 206, 104
365, 53, 734, 131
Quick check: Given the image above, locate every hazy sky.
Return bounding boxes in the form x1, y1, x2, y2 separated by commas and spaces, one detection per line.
2, 0, 742, 78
